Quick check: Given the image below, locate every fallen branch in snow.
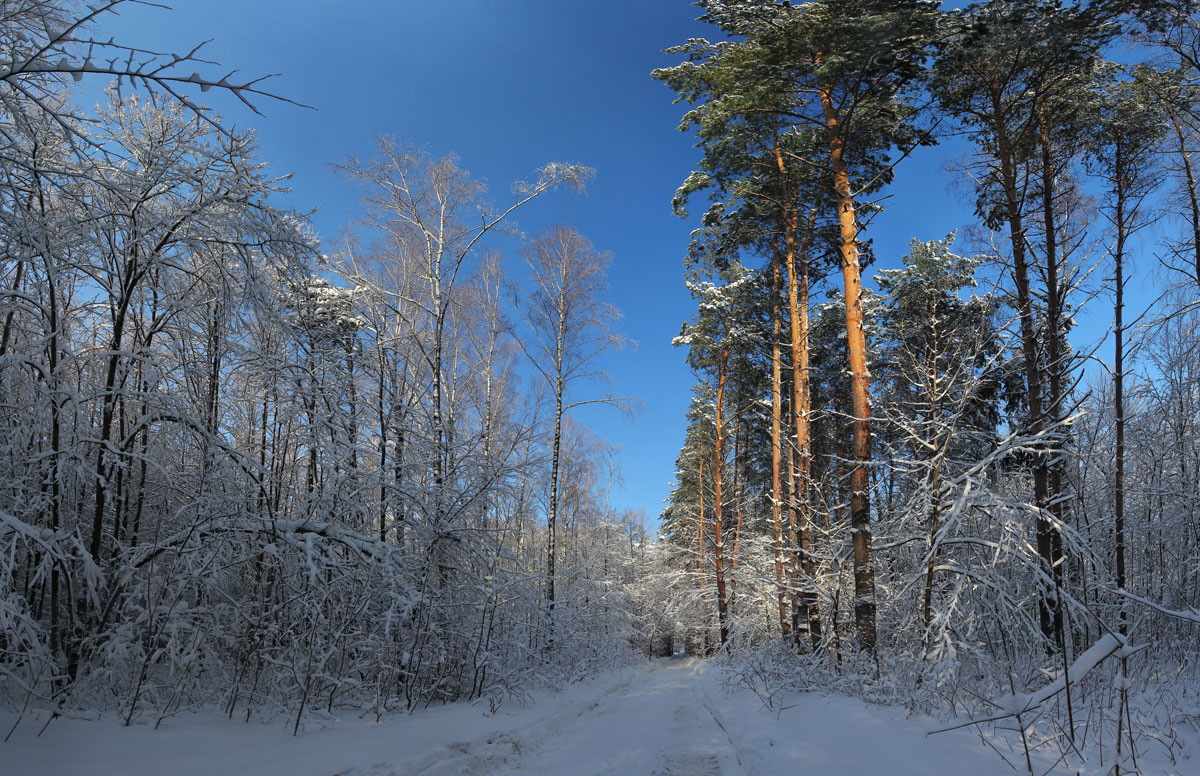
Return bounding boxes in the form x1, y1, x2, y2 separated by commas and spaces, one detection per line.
926, 633, 1146, 736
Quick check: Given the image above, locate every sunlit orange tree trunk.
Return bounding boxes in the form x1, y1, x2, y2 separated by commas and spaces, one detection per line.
773, 0, 937, 650
674, 266, 759, 650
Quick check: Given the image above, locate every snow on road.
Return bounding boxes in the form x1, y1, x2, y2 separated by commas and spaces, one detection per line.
7, 657, 1189, 775
415, 659, 735, 776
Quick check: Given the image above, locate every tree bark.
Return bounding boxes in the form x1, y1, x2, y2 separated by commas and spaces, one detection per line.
988, 83, 1055, 645
821, 85, 877, 651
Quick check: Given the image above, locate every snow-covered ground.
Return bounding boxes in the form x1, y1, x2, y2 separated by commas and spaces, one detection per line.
4, 658, 1192, 775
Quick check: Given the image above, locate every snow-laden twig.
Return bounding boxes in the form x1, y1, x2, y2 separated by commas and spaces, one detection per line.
927, 634, 1144, 735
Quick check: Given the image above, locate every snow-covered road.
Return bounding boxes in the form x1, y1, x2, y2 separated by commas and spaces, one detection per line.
411, 659, 738, 776
8, 657, 1189, 775
403, 657, 1037, 776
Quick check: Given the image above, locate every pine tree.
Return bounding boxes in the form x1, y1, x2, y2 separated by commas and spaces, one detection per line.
932, 0, 1114, 649
876, 236, 1001, 631
674, 265, 762, 647
659, 0, 939, 652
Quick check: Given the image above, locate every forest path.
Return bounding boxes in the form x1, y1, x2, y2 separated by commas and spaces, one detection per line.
8, 657, 1064, 776
410, 658, 743, 776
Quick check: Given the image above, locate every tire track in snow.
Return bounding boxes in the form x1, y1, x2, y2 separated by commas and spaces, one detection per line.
343, 659, 747, 776
478, 659, 736, 776
651, 702, 722, 776
400, 666, 641, 776
699, 690, 763, 776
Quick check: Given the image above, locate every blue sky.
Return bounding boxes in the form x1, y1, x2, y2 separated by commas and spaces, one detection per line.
88, 1, 989, 526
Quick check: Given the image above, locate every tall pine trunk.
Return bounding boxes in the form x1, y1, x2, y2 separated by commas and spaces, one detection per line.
821, 86, 877, 651
989, 86, 1055, 645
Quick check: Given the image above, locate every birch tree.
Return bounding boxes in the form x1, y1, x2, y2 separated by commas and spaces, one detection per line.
338, 139, 590, 538
514, 224, 628, 641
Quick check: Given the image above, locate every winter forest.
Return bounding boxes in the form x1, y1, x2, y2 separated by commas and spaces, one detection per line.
5, 1, 1200, 775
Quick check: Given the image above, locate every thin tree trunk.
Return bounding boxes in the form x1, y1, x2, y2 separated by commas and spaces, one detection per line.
697, 441, 709, 654
1167, 107, 1200, 284
0, 258, 23, 357
785, 405, 801, 644
797, 221, 821, 649
774, 141, 821, 647
771, 252, 791, 638
713, 348, 730, 648
1112, 147, 1131, 768
91, 256, 140, 563
377, 342, 389, 542
1113, 134, 1128, 622
547, 379, 563, 630
729, 420, 744, 614
1038, 108, 1067, 648
42, 254, 63, 661
990, 86, 1054, 645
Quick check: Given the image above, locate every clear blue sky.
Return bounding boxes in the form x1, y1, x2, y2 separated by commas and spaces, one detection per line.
89, 1, 981, 526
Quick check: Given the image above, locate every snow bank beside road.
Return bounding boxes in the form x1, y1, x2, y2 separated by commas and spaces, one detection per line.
3, 666, 638, 776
